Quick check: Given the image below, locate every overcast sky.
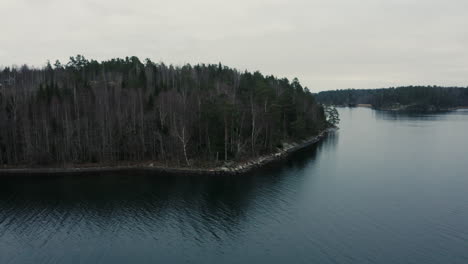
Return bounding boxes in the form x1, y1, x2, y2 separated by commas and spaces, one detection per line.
1, 0, 468, 91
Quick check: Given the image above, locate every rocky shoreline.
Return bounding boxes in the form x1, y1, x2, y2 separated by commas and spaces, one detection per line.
0, 128, 334, 176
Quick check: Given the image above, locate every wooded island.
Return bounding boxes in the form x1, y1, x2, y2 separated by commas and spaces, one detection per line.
316, 86, 468, 111
0, 56, 333, 172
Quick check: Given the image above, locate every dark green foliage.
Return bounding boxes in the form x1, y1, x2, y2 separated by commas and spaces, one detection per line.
324, 106, 340, 126
0, 56, 328, 166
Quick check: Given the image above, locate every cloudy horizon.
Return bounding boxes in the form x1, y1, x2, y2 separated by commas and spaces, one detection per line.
2, 0, 468, 91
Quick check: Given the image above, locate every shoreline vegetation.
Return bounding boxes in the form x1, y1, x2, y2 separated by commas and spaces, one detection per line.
0, 128, 334, 175
316, 86, 468, 112
0, 55, 337, 173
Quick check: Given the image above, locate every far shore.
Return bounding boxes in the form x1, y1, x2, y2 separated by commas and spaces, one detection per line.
0, 128, 334, 176
340, 104, 468, 111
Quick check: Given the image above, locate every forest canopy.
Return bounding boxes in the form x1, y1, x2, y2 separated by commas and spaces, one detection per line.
0, 55, 329, 167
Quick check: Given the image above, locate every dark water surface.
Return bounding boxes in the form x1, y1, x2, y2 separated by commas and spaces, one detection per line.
1, 108, 467, 264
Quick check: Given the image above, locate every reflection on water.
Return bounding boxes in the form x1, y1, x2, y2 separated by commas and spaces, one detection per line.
1, 108, 467, 264
374, 108, 468, 122
0, 137, 336, 262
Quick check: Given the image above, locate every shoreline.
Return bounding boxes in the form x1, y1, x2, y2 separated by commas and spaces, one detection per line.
0, 128, 334, 176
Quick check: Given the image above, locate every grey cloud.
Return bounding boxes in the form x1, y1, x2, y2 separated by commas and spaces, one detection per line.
1, 0, 468, 90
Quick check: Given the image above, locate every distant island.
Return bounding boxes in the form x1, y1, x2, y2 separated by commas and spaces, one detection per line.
0, 55, 336, 174
316, 86, 468, 111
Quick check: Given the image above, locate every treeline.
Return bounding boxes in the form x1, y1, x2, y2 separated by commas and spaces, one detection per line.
0, 55, 329, 166
316, 86, 468, 110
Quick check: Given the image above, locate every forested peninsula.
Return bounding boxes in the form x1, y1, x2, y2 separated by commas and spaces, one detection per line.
316, 86, 468, 111
0, 56, 333, 174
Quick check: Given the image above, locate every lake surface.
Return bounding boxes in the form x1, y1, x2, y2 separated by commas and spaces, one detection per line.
1, 108, 467, 264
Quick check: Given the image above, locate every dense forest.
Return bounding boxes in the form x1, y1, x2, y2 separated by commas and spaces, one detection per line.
316, 86, 468, 110
0, 56, 330, 167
